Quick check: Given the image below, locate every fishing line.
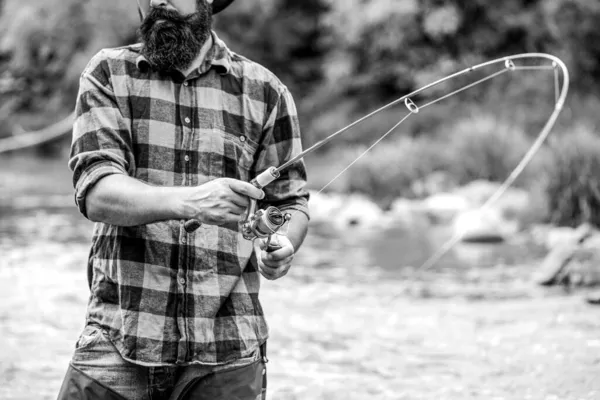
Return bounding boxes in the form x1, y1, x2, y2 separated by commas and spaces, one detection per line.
302, 54, 569, 271
182, 54, 569, 270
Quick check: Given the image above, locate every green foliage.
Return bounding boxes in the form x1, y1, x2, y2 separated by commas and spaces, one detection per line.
542, 125, 600, 228
341, 114, 540, 204
344, 135, 449, 204
1, 0, 600, 227
214, 0, 330, 102
443, 114, 536, 186
2, 0, 600, 141
0, 0, 138, 132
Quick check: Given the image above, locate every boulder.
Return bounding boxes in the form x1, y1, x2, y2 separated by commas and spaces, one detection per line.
586, 291, 600, 305
453, 207, 518, 243
422, 193, 470, 224
535, 223, 594, 250
452, 180, 501, 206
534, 229, 600, 287
564, 248, 600, 286
492, 187, 531, 220
533, 243, 580, 285
307, 191, 345, 224
332, 194, 384, 229
452, 180, 533, 221
387, 198, 429, 227
308, 191, 385, 230
410, 171, 458, 198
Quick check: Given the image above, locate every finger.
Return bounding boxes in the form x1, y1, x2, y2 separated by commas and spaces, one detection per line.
259, 265, 276, 280
228, 180, 265, 200
263, 246, 294, 260
262, 256, 294, 270
229, 192, 250, 209
255, 237, 270, 251
222, 203, 245, 217
221, 211, 245, 225
259, 264, 289, 281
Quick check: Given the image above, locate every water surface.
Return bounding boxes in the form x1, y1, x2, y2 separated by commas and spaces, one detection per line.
1, 155, 599, 400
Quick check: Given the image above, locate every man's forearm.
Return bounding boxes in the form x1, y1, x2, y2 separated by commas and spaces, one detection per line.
85, 174, 187, 226
283, 209, 309, 252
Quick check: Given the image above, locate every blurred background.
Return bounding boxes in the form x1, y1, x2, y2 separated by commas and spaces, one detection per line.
1, 0, 600, 399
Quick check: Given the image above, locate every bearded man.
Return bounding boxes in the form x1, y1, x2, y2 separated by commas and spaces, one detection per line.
56, 0, 309, 399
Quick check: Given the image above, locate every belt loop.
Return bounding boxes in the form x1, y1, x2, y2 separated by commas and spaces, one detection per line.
260, 342, 268, 363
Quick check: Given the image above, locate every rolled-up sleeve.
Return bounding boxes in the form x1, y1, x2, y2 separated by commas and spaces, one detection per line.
255, 87, 309, 219
68, 51, 134, 218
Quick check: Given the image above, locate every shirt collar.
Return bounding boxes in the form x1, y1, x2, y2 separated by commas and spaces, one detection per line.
134, 31, 232, 75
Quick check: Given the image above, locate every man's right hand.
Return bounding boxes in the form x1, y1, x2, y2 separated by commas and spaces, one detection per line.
183, 178, 265, 226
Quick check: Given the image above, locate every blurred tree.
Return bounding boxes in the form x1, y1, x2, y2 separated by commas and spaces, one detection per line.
214, 0, 330, 105
541, 0, 600, 93
1, 0, 599, 146
0, 0, 138, 135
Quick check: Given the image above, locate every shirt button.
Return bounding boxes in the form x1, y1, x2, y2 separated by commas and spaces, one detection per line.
181, 236, 186, 244
179, 277, 186, 285
239, 135, 246, 143
184, 155, 190, 162
185, 117, 191, 124
183, 81, 189, 86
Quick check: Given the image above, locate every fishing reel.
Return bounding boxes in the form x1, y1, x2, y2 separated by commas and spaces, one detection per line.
184, 167, 292, 248
241, 204, 292, 242
240, 167, 292, 250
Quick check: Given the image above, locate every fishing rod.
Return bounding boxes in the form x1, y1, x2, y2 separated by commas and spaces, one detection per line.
184, 53, 569, 263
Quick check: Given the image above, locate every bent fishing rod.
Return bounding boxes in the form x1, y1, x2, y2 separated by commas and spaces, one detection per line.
183, 53, 569, 264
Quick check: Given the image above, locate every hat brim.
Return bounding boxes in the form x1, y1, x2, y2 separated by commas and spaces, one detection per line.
212, 0, 235, 14
137, 0, 235, 18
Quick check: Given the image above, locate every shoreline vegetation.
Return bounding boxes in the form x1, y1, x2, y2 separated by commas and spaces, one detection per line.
2, 2, 600, 398
1, 0, 599, 232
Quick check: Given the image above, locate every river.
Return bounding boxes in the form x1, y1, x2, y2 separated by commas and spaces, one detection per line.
1, 154, 599, 400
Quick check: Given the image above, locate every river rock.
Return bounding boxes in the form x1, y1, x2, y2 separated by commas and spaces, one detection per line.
452, 180, 501, 206
410, 171, 458, 198
387, 198, 429, 227
582, 232, 600, 250
307, 191, 345, 223
422, 193, 470, 224
452, 180, 532, 220
564, 247, 600, 286
453, 207, 518, 243
535, 223, 594, 249
533, 243, 580, 285
586, 291, 600, 305
534, 228, 600, 287
308, 191, 384, 230
331, 194, 384, 229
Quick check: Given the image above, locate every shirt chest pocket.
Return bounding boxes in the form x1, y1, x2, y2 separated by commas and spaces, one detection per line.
203, 124, 260, 181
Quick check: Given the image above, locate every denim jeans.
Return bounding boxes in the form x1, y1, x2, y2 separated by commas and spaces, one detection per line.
63, 324, 266, 400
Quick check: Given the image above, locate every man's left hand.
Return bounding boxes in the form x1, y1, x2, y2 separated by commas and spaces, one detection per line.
254, 235, 295, 281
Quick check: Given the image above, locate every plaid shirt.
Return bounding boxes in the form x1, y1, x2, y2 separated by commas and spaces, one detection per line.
69, 32, 309, 366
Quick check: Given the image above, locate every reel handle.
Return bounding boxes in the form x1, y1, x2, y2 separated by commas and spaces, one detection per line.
184, 219, 202, 233
183, 167, 280, 233
266, 242, 282, 253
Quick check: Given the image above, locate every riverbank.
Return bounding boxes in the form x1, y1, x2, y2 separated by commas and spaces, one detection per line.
2, 155, 600, 399
2, 218, 600, 399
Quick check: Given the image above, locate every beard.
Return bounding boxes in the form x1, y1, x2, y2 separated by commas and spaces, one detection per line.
138, 0, 212, 73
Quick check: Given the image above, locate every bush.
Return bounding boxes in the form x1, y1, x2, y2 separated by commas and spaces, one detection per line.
343, 135, 450, 205
542, 124, 600, 227
443, 114, 539, 186
340, 114, 540, 204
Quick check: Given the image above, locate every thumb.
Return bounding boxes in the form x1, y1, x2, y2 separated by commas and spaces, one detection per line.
253, 239, 268, 269
259, 237, 271, 251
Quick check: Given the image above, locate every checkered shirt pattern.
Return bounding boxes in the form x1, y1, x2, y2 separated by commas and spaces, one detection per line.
69, 32, 309, 366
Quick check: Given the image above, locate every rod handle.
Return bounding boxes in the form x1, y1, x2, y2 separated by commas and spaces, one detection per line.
183, 167, 279, 234
184, 219, 202, 233
266, 243, 282, 253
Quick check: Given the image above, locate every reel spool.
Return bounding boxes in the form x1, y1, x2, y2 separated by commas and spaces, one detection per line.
241, 206, 291, 241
